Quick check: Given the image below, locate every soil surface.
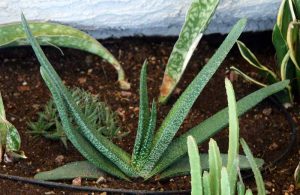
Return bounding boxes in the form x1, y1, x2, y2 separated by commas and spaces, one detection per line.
0, 31, 299, 195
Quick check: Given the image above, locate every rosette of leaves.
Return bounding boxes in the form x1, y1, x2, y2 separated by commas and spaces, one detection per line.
28, 88, 123, 148
0, 21, 129, 89
21, 14, 289, 181
188, 78, 266, 195
231, 0, 300, 105
0, 93, 26, 162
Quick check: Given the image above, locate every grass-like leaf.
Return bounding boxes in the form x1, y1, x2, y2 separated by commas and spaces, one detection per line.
148, 80, 288, 179
159, 0, 219, 103
221, 167, 231, 195
0, 22, 129, 89
142, 18, 247, 176
22, 14, 137, 178
208, 139, 222, 195
225, 78, 239, 194
240, 138, 266, 195
187, 136, 203, 195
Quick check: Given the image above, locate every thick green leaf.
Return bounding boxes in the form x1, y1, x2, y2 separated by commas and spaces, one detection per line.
203, 171, 211, 195
132, 61, 150, 168
34, 161, 105, 180
221, 168, 231, 195
240, 138, 266, 195
294, 0, 300, 18
0, 22, 129, 89
287, 21, 300, 70
188, 136, 202, 195
277, 0, 292, 38
5, 124, 21, 152
225, 78, 239, 195
245, 189, 254, 195
149, 80, 288, 178
237, 181, 246, 195
40, 68, 129, 180
208, 139, 222, 195
22, 14, 136, 178
159, 0, 219, 103
142, 19, 247, 177
157, 154, 264, 180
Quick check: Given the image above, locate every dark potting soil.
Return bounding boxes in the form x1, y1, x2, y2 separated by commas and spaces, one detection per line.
0, 31, 299, 194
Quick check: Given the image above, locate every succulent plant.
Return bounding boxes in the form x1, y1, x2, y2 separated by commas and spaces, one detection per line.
21, 12, 289, 181
28, 88, 125, 148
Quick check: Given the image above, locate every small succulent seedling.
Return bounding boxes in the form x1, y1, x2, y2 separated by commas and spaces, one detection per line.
0, 21, 129, 89
231, 0, 300, 105
188, 79, 266, 195
0, 93, 26, 162
21, 12, 289, 181
28, 88, 125, 148
159, 0, 219, 103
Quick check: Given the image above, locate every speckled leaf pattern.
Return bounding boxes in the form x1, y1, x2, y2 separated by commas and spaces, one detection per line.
159, 0, 219, 103
21, 14, 137, 178
148, 80, 289, 179
132, 61, 150, 168
0, 22, 129, 89
34, 161, 105, 180
141, 19, 247, 177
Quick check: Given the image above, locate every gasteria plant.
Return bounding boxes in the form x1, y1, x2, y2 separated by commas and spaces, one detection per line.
231, 0, 300, 104
0, 21, 129, 89
188, 79, 266, 195
0, 92, 26, 162
28, 88, 125, 148
21, 13, 290, 181
159, 0, 219, 103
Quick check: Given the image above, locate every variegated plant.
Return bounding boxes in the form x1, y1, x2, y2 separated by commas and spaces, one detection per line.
0, 92, 26, 162
22, 14, 290, 181
0, 22, 129, 89
188, 78, 266, 195
231, 0, 300, 105
159, 0, 219, 103
28, 88, 125, 148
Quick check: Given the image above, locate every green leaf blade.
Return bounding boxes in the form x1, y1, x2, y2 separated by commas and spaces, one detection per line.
0, 21, 128, 89
34, 161, 106, 181
159, 0, 219, 103
142, 19, 247, 177
188, 136, 203, 195
149, 80, 288, 178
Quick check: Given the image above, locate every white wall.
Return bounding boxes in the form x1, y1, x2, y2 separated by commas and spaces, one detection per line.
0, 0, 281, 38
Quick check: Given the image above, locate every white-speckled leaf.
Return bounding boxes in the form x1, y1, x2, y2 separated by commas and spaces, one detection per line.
5, 123, 21, 152
159, 0, 219, 103
34, 161, 105, 180
0, 22, 129, 89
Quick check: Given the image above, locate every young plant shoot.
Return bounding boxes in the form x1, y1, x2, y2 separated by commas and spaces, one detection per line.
21, 9, 289, 181
188, 78, 266, 195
